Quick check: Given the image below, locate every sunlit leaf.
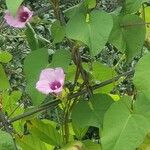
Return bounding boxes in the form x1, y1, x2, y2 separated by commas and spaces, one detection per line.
83, 140, 101, 150
84, 0, 96, 9
83, 62, 117, 93
28, 119, 63, 147
0, 51, 12, 63
16, 134, 47, 150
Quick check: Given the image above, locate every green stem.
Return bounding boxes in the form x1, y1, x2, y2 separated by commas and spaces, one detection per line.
121, 22, 150, 28
68, 70, 134, 99
64, 110, 69, 143
9, 100, 60, 123
50, 0, 65, 24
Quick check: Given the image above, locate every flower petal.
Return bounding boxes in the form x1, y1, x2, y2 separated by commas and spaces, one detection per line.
4, 6, 33, 28
39, 68, 56, 82
4, 11, 26, 28
52, 86, 63, 94
36, 67, 65, 95
18, 6, 33, 22
54, 68, 65, 84
36, 80, 52, 95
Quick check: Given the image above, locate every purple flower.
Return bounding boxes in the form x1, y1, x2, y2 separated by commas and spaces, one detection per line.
4, 6, 33, 28
36, 68, 65, 95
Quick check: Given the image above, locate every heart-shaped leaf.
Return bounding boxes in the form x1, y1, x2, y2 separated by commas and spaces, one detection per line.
66, 10, 113, 56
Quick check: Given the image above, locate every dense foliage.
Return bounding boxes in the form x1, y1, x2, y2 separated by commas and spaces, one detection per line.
1, 0, 150, 149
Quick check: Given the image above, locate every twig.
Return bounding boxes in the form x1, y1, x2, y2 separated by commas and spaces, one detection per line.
50, 0, 66, 25
120, 22, 150, 28
68, 70, 134, 99
0, 111, 11, 133
8, 70, 134, 123
9, 100, 60, 123
0, 110, 18, 150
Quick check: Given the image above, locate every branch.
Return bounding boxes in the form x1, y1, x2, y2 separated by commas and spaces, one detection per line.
7, 70, 134, 123
68, 70, 134, 99
121, 22, 150, 28
0, 110, 18, 150
9, 100, 60, 123
0, 111, 11, 133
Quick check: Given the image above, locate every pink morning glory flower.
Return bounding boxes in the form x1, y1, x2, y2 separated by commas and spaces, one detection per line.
36, 68, 65, 95
4, 6, 33, 28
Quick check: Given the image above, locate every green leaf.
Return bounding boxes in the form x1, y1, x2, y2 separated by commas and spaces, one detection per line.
24, 48, 48, 105
12, 113, 24, 134
90, 94, 114, 127
84, 0, 96, 9
72, 94, 113, 128
25, 24, 39, 51
0, 64, 10, 91
1, 91, 10, 110
141, 6, 150, 42
137, 133, 150, 150
6, 0, 23, 16
72, 123, 88, 140
62, 141, 83, 150
44, 143, 54, 150
1, 90, 24, 133
134, 92, 150, 123
133, 53, 150, 95
123, 0, 143, 14
109, 14, 146, 61
83, 140, 101, 150
16, 134, 47, 150
38, 35, 50, 48
2, 90, 22, 114
134, 53, 150, 124
28, 119, 63, 147
101, 97, 149, 150
10, 90, 22, 102
51, 20, 65, 44
72, 99, 94, 128
66, 10, 113, 56
83, 62, 117, 93
50, 49, 71, 71
0, 51, 12, 63
0, 130, 15, 150
66, 64, 79, 82
11, 107, 24, 134
64, 2, 86, 19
